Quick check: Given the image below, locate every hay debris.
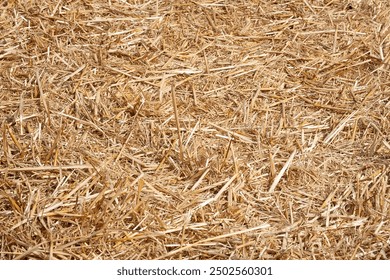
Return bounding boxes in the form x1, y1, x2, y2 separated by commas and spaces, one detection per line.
1, 0, 389, 260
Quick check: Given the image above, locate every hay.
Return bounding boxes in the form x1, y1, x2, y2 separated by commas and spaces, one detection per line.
0, 0, 389, 260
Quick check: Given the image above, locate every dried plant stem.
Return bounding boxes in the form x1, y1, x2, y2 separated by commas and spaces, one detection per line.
268, 150, 297, 193
171, 84, 184, 162
157, 223, 270, 259
35, 70, 51, 126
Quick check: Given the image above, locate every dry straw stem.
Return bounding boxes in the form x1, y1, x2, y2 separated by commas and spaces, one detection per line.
268, 149, 297, 193
171, 83, 184, 162
1, 1, 390, 259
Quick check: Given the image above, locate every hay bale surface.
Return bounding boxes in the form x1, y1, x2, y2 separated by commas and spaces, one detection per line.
0, 0, 389, 259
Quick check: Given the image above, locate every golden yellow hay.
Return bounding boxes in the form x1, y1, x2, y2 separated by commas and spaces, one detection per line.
0, 0, 389, 260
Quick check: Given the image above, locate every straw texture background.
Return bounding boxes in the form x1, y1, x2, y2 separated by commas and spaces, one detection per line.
1, 0, 389, 259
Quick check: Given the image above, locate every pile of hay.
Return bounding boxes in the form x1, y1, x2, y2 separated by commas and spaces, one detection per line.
1, 0, 389, 259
